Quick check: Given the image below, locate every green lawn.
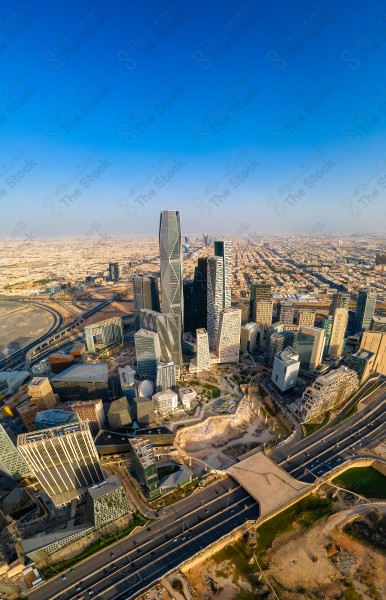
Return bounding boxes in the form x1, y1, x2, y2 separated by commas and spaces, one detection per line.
333, 467, 386, 499
302, 412, 330, 436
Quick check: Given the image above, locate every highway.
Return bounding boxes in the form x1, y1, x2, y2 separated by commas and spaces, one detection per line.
272, 382, 386, 483
29, 479, 258, 600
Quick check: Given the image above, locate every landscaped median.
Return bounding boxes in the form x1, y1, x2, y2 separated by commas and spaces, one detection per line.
40, 512, 147, 579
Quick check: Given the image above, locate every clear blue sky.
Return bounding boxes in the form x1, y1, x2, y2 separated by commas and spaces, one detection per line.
0, 0, 385, 239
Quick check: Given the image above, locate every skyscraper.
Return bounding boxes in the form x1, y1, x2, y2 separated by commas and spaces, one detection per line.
277, 301, 295, 325
207, 256, 224, 349
132, 275, 160, 313
108, 262, 120, 282
139, 309, 182, 368
193, 257, 208, 329
18, 422, 104, 507
329, 308, 348, 358
240, 322, 260, 355
354, 289, 377, 332
253, 300, 273, 329
134, 329, 161, 380
0, 424, 30, 481
297, 309, 316, 328
159, 210, 183, 329
190, 328, 211, 373
183, 280, 195, 333
250, 283, 271, 320
156, 362, 176, 392
298, 326, 325, 369
271, 347, 300, 392
214, 240, 232, 308
329, 292, 350, 315
216, 308, 241, 364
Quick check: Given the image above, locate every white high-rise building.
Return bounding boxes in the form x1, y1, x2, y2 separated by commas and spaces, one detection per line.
214, 240, 232, 308
207, 256, 224, 349
190, 328, 211, 373
271, 347, 300, 392
240, 322, 260, 355
18, 422, 104, 507
217, 308, 241, 364
156, 362, 176, 392
329, 308, 348, 359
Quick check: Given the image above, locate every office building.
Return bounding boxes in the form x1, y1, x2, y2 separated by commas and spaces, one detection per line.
360, 331, 386, 376
292, 366, 359, 423
214, 240, 232, 308
28, 377, 56, 408
216, 308, 241, 364
271, 347, 300, 392
322, 315, 334, 357
68, 399, 105, 435
266, 322, 284, 354
207, 255, 224, 348
18, 422, 104, 507
240, 322, 260, 355
329, 308, 348, 359
18, 377, 57, 431
193, 257, 208, 329
152, 389, 179, 415
277, 301, 295, 325
48, 352, 74, 374
108, 262, 120, 282
298, 326, 325, 369
134, 396, 154, 426
156, 362, 176, 392
35, 409, 79, 430
250, 283, 271, 320
235, 302, 249, 326
134, 329, 161, 380
183, 280, 195, 333
370, 316, 386, 332
329, 292, 350, 315
84, 316, 123, 353
108, 396, 132, 430
118, 365, 136, 399
354, 288, 377, 333
345, 350, 376, 384
132, 275, 160, 312
159, 210, 183, 329
129, 438, 159, 498
87, 475, 131, 528
268, 330, 294, 367
297, 309, 316, 328
0, 424, 30, 481
139, 309, 182, 371
178, 387, 197, 410
51, 364, 109, 402
190, 328, 211, 373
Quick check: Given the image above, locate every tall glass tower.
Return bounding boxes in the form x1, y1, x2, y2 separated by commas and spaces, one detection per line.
354, 288, 377, 332
159, 211, 183, 330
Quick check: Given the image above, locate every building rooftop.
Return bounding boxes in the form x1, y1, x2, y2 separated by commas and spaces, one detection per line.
88, 475, 123, 500
35, 410, 78, 427
51, 363, 108, 383
18, 421, 90, 446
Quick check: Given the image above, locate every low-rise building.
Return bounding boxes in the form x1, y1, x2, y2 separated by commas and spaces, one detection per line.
108, 396, 132, 430
152, 389, 178, 415
178, 387, 198, 411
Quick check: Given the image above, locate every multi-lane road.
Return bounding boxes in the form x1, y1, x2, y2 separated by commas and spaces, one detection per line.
272, 381, 386, 483
29, 479, 258, 600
